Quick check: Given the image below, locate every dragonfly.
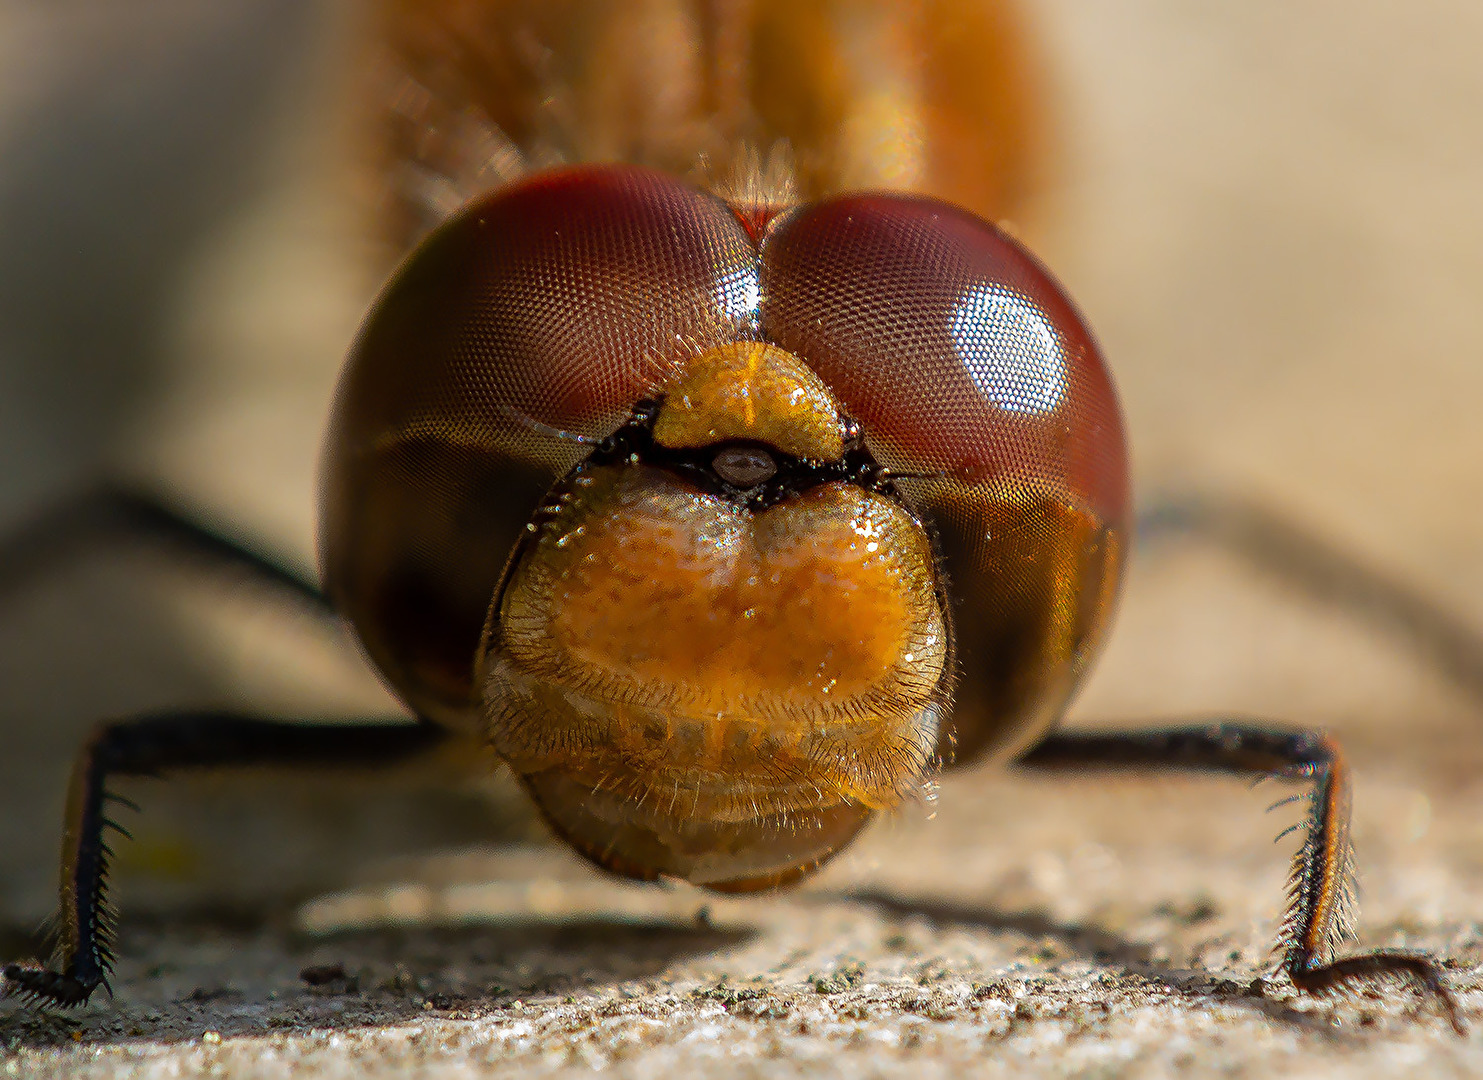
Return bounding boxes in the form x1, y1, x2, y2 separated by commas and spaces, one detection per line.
0, 0, 1465, 1034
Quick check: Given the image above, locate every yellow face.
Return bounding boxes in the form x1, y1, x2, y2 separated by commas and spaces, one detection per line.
479, 343, 950, 890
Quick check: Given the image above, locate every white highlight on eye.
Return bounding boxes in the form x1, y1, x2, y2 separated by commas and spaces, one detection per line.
949, 283, 1066, 414
714, 265, 761, 325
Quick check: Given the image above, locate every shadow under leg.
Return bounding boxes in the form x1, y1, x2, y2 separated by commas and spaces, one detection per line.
1139, 492, 1483, 708
1016, 722, 1464, 1034
0, 484, 324, 607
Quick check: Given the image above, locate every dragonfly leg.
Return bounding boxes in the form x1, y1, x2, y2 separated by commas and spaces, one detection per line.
2, 713, 447, 1008
1016, 721, 1464, 1034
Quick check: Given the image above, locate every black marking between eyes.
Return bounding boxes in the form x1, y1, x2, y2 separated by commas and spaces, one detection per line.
585, 399, 895, 512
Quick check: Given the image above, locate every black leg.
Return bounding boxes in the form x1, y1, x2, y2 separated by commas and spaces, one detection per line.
0, 484, 325, 609
1016, 722, 1464, 1034
1, 713, 449, 1009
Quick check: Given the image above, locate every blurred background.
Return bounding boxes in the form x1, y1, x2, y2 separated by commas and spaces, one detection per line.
2, 0, 1483, 1042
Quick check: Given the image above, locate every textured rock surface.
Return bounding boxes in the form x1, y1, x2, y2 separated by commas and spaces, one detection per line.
5, 1, 1483, 1077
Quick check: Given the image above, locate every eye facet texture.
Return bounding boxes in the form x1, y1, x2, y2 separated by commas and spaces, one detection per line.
759, 194, 1126, 527
758, 195, 1128, 763
322, 167, 757, 724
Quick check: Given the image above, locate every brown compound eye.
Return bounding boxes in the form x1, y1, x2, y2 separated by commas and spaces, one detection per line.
759, 194, 1129, 766
321, 165, 758, 726
712, 445, 778, 488
760, 195, 1126, 522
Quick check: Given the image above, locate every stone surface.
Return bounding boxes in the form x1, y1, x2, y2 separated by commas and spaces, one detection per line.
4, 1, 1483, 1077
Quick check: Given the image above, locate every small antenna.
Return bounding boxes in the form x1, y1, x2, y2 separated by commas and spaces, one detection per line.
498, 404, 600, 446
876, 468, 949, 483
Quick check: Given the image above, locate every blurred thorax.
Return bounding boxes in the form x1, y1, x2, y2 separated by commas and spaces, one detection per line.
357, 0, 1049, 254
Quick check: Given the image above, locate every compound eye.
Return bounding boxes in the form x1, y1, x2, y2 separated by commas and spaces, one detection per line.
759, 193, 1127, 528
712, 445, 777, 488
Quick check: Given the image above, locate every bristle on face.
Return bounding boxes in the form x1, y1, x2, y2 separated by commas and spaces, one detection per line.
712, 140, 798, 240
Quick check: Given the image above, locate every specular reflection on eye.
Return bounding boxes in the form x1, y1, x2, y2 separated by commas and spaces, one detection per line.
714, 264, 761, 326
950, 282, 1066, 415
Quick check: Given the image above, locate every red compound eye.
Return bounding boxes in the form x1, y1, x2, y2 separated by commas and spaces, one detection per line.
322, 166, 758, 723
758, 194, 1129, 765
758, 193, 1128, 530
331, 165, 757, 473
